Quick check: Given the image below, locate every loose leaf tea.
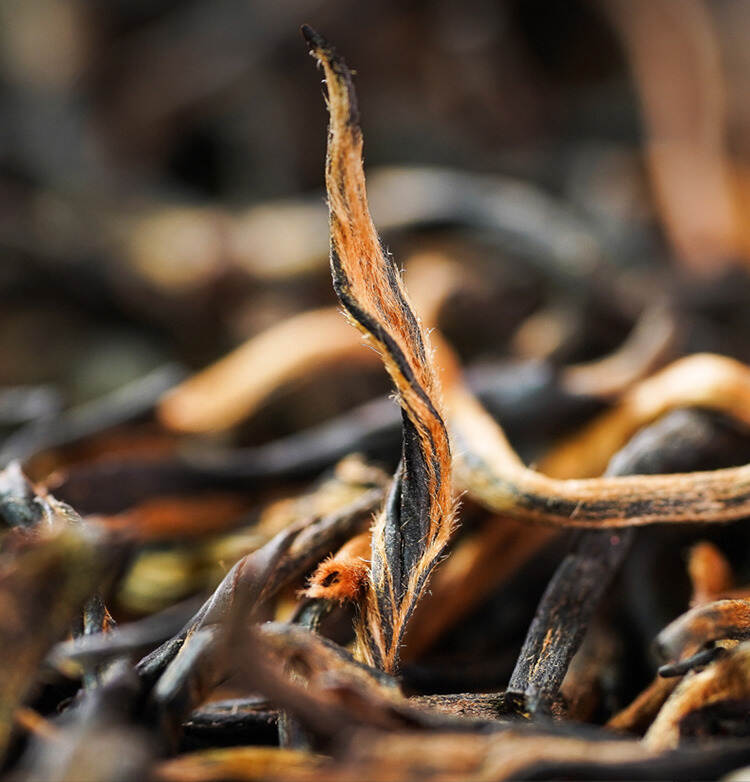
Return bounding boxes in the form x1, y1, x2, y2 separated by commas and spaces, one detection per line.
303, 26, 456, 673
8, 8, 750, 781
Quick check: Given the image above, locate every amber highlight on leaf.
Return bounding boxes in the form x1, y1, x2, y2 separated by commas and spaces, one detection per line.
688, 542, 734, 606
561, 304, 677, 400
436, 334, 750, 528
303, 531, 370, 604
543, 353, 750, 479
157, 252, 462, 435
155, 747, 323, 782
645, 642, 750, 751
656, 598, 750, 665
607, 541, 734, 735
606, 676, 679, 735
303, 26, 455, 672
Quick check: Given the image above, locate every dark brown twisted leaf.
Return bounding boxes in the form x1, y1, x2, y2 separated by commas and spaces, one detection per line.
303, 25, 455, 673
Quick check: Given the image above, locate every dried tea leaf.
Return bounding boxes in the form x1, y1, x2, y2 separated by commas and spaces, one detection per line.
303, 530, 370, 604
304, 26, 455, 672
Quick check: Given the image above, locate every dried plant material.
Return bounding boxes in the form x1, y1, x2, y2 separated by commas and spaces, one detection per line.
152, 625, 222, 739
158, 308, 375, 434
604, 0, 742, 274
688, 541, 734, 606
560, 623, 618, 721
364, 167, 604, 281
15, 11, 750, 782
125, 206, 233, 292
17, 660, 155, 782
408, 693, 503, 721
340, 727, 750, 782
511, 304, 580, 362
542, 353, 750, 479
154, 728, 750, 782
606, 676, 679, 735
608, 539, 736, 735
229, 625, 417, 747
303, 531, 370, 603
0, 461, 92, 533
138, 486, 384, 682
50, 352, 601, 517
399, 252, 467, 328
143, 518, 317, 733
134, 523, 313, 683
506, 525, 633, 713
256, 455, 389, 540
158, 255, 461, 435
265, 487, 383, 595
0, 522, 107, 758
0, 364, 184, 468
304, 26, 455, 672
48, 599, 197, 676
504, 404, 750, 714
0, 385, 60, 428
440, 338, 750, 527
101, 494, 251, 541
126, 163, 603, 289
258, 623, 401, 702
331, 453, 392, 490
163, 727, 750, 782
181, 696, 278, 747
0, 460, 46, 528
235, 623, 519, 745
404, 368, 714, 663
155, 746, 324, 782
13, 707, 60, 743
339, 730, 659, 782
561, 304, 678, 399
156, 721, 750, 782
403, 518, 554, 660
656, 598, 750, 666
645, 642, 750, 750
